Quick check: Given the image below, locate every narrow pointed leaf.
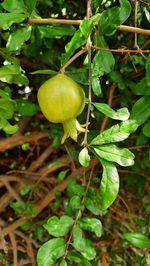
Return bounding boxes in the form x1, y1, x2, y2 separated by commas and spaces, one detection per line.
93, 103, 129, 121
123, 232, 150, 249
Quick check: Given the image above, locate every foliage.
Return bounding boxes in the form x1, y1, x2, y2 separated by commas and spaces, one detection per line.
0, 0, 150, 265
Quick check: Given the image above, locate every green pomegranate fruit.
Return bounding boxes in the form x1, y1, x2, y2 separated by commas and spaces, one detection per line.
37, 73, 85, 143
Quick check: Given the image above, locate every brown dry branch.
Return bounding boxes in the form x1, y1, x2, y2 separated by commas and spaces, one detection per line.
27, 18, 150, 36
0, 131, 48, 152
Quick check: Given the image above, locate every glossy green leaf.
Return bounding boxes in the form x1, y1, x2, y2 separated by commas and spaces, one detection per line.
39, 25, 76, 38
70, 195, 81, 210
93, 103, 129, 121
62, 18, 94, 66
79, 217, 102, 237
92, 36, 115, 77
123, 232, 150, 249
130, 96, 150, 126
16, 99, 39, 116
0, 89, 14, 119
44, 216, 74, 237
0, 13, 26, 30
143, 121, 150, 137
146, 54, 150, 86
37, 238, 66, 266
0, 115, 18, 134
68, 251, 92, 266
97, 159, 119, 210
73, 225, 96, 260
0, 89, 18, 134
92, 76, 101, 96
90, 120, 138, 145
1, 0, 26, 13
85, 196, 101, 215
79, 147, 90, 167
7, 26, 32, 51
59, 259, 67, 266
0, 64, 28, 85
93, 144, 135, 167
98, 0, 131, 35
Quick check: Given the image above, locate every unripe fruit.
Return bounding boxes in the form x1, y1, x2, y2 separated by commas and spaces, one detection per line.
38, 74, 85, 143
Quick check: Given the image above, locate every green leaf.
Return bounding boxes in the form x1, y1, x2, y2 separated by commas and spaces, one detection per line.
31, 69, 57, 75
130, 96, 150, 126
0, 13, 26, 30
59, 259, 67, 266
0, 89, 18, 134
93, 144, 135, 167
70, 195, 81, 210
92, 76, 101, 96
79, 217, 102, 237
61, 18, 94, 66
92, 36, 115, 77
7, 26, 32, 51
1, 0, 26, 13
67, 68, 89, 85
20, 185, 30, 196
85, 196, 101, 215
68, 251, 92, 265
24, 0, 37, 14
44, 216, 74, 237
97, 159, 119, 210
93, 103, 130, 121
73, 225, 96, 260
109, 71, 126, 90
79, 147, 90, 167
0, 115, 18, 134
37, 238, 66, 266
57, 170, 69, 182
16, 99, 39, 116
90, 120, 138, 145
0, 64, 28, 85
39, 25, 76, 38
128, 78, 150, 95
67, 178, 85, 197
143, 121, 150, 137
123, 232, 150, 249
98, 0, 131, 35
146, 54, 150, 86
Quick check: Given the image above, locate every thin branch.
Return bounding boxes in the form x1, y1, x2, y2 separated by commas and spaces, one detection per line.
27, 18, 150, 36
118, 25, 150, 36
92, 45, 150, 53
28, 18, 82, 25
60, 47, 88, 73
100, 83, 117, 132
134, 0, 138, 48
82, 0, 92, 147
128, 144, 150, 150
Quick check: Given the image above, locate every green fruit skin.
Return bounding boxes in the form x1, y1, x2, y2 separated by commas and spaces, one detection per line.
37, 74, 85, 123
